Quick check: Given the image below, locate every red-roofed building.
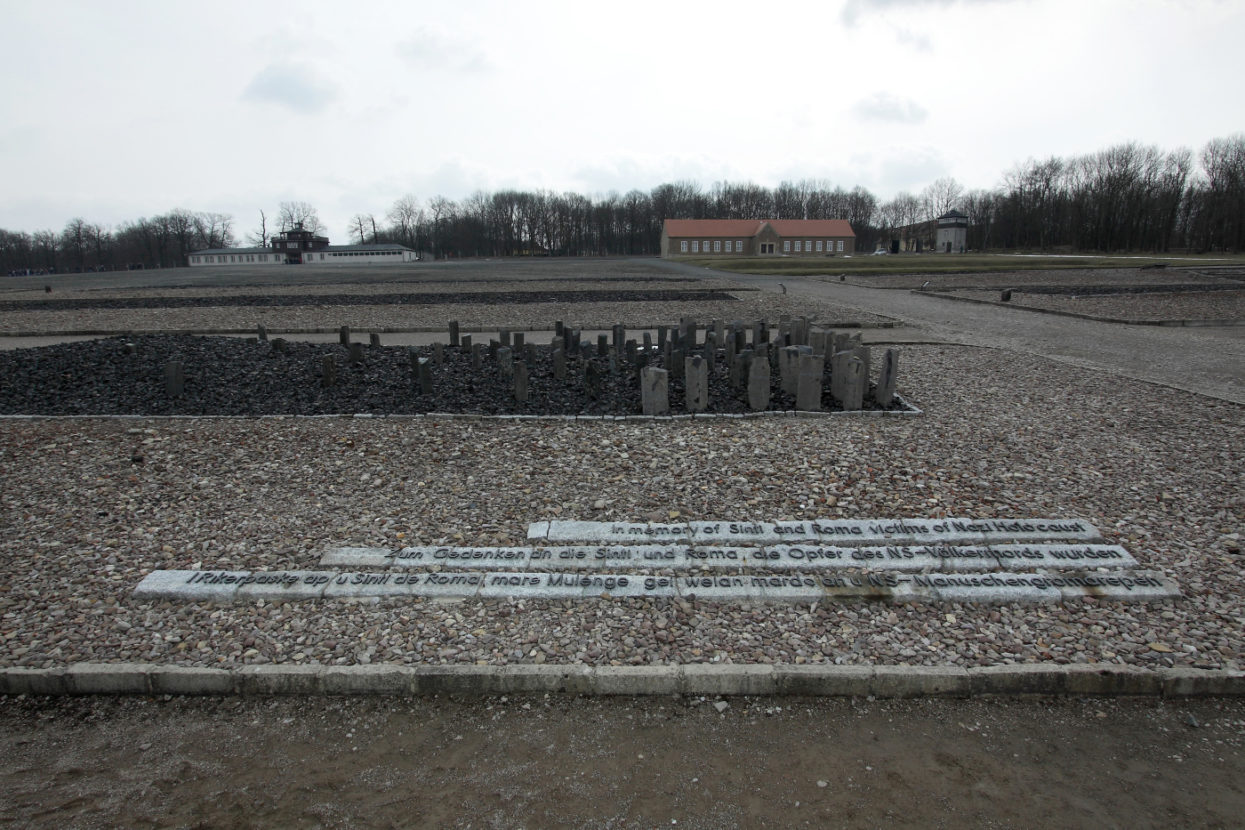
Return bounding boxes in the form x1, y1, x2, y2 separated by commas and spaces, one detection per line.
660, 219, 855, 258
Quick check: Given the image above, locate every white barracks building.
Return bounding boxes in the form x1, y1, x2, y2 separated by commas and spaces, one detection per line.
189, 222, 419, 266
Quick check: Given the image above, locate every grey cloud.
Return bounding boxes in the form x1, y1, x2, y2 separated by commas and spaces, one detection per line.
840, 0, 1010, 27
852, 93, 929, 124
396, 27, 492, 73
241, 63, 337, 113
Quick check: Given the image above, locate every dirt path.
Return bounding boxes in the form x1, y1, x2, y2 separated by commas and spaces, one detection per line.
2, 694, 1242, 829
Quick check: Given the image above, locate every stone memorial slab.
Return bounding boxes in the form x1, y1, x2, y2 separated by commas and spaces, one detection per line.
236, 570, 336, 601
133, 570, 252, 602
322, 571, 424, 599
321, 547, 393, 567
395, 547, 534, 567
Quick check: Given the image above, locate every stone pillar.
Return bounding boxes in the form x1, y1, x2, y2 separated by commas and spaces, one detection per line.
370, 332, 381, 348
553, 348, 567, 380
780, 346, 801, 396
876, 348, 898, 407
471, 343, 482, 370
597, 334, 609, 356
339, 326, 350, 346
612, 324, 625, 354
417, 357, 433, 395
669, 348, 684, 380
657, 326, 668, 350
497, 347, 513, 378
321, 355, 336, 388
747, 353, 770, 411
703, 335, 716, 372
643, 332, 653, 352
448, 320, 460, 347
796, 353, 824, 411
257, 324, 267, 342
433, 342, 444, 365
640, 366, 669, 415
164, 361, 184, 397
834, 356, 865, 410
348, 342, 364, 364
514, 360, 528, 402
684, 355, 708, 412
461, 334, 472, 352
499, 329, 511, 347
584, 361, 601, 399
271, 338, 286, 354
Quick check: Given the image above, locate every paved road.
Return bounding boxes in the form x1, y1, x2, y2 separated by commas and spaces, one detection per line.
658, 261, 1245, 404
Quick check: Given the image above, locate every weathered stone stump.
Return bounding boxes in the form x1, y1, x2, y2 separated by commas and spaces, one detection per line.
747, 353, 770, 411
369, 332, 381, 348
271, 338, 286, 354
876, 348, 898, 407
471, 343, 482, 370
834, 356, 865, 410
1001, 289, 1012, 302
552, 348, 566, 380
780, 346, 802, 396
584, 362, 601, 399
796, 353, 824, 411
461, 334, 472, 352
339, 326, 350, 346
321, 355, 337, 388
448, 321, 460, 347
684, 355, 708, 412
417, 357, 433, 395
348, 342, 364, 364
640, 366, 669, 415
433, 342, 444, 364
499, 329, 511, 347
597, 334, 609, 356
497, 347, 513, 378
513, 360, 529, 402
257, 324, 267, 342
513, 332, 525, 351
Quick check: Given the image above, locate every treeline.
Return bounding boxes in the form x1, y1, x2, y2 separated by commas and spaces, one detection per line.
3, 134, 1243, 273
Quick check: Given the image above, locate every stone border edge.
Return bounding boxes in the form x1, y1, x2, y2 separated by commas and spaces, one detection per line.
2, 664, 1240, 698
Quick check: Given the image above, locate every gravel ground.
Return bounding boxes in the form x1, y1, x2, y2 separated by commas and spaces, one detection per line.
0, 294, 893, 334
0, 335, 907, 416
942, 288, 1245, 322
835, 266, 1245, 291
1, 344, 1240, 671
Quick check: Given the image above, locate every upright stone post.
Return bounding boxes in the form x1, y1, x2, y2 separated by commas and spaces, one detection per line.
657, 326, 668, 350
164, 361, 184, 397
348, 342, 364, 364
612, 324, 625, 354
417, 357, 433, 395
461, 334, 472, 352
669, 347, 684, 380
640, 366, 669, 415
513, 332, 525, 351
321, 355, 337, 388
834, 356, 865, 410
684, 355, 708, 412
499, 329, 511, 347
552, 348, 567, 380
713, 319, 725, 346
471, 342, 482, 370
584, 361, 601, 399
339, 326, 350, 346
747, 354, 771, 411
796, 353, 824, 411
780, 346, 801, 396
257, 324, 267, 342
597, 334, 609, 356
271, 338, 287, 354
369, 332, 381, 348
703, 334, 716, 372
433, 342, 445, 365
497, 347, 513, 378
642, 332, 653, 352
876, 348, 898, 407
448, 321, 460, 347
513, 360, 528, 402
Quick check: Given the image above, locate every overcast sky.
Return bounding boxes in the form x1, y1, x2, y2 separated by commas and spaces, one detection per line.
2, 0, 1242, 241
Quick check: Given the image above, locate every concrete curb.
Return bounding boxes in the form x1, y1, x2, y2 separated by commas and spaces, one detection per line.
2, 664, 1241, 698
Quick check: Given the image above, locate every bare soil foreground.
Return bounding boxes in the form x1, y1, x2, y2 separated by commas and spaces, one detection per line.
2, 694, 1243, 829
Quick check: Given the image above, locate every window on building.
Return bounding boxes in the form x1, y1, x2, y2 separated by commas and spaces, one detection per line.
816, 241, 824, 252
837, 240, 844, 251
714, 240, 721, 252
680, 240, 688, 252
691, 241, 699, 253
783, 241, 791, 252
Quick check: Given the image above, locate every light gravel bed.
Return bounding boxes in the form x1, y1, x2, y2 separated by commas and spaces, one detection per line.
1, 345, 1240, 671
836, 267, 1245, 291
0, 295, 895, 334
943, 288, 1245, 323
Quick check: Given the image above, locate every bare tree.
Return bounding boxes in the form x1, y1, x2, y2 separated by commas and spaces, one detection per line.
247, 209, 270, 247
278, 201, 324, 234
920, 177, 965, 220
387, 195, 423, 248
347, 214, 370, 245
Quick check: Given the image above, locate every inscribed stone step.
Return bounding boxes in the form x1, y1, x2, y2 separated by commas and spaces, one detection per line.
133, 570, 251, 602
236, 571, 335, 601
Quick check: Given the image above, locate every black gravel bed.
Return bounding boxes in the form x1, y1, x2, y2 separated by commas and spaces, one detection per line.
0, 289, 738, 312
1015, 283, 1243, 297
0, 335, 906, 417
